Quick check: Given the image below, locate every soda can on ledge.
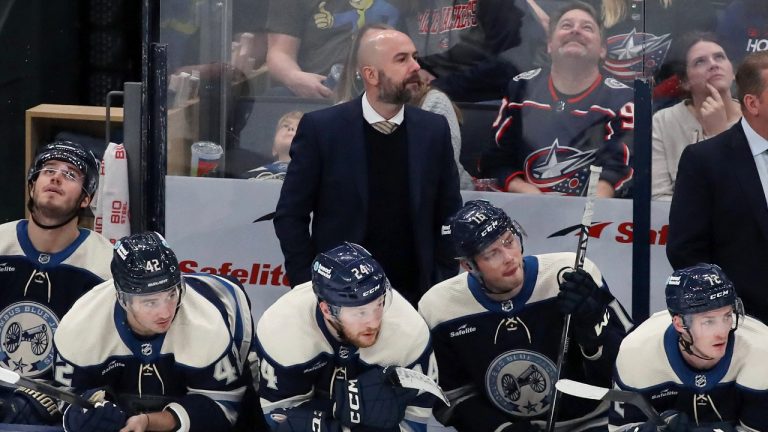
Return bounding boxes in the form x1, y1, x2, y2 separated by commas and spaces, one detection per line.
190, 141, 223, 177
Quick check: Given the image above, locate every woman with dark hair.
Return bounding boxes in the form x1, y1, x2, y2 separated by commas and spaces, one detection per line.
651, 32, 741, 200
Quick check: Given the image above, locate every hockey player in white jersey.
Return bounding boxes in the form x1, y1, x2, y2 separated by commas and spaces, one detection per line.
0, 140, 112, 426
419, 200, 633, 431
610, 264, 768, 431
256, 242, 437, 432
52, 232, 255, 432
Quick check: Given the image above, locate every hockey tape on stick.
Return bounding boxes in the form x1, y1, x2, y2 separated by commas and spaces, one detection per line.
0, 367, 93, 408
390, 367, 449, 406
555, 379, 664, 426
546, 165, 602, 432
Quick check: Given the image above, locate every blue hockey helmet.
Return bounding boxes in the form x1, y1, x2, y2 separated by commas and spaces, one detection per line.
665, 263, 739, 316
311, 242, 389, 308
28, 140, 100, 198
111, 232, 182, 296
448, 200, 524, 259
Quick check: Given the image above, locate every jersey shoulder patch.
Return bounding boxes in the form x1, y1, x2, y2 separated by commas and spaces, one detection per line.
604, 77, 630, 89
513, 68, 542, 82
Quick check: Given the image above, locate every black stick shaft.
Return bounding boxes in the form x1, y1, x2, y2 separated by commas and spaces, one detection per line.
546, 165, 602, 432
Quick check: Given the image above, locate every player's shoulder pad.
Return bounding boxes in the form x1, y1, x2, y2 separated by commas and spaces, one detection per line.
513, 68, 542, 81
604, 77, 631, 90
54, 281, 132, 366
364, 289, 431, 367
614, 311, 674, 388
419, 273, 486, 329
731, 316, 768, 390
65, 230, 114, 280
256, 282, 329, 367
163, 286, 233, 368
0, 220, 23, 255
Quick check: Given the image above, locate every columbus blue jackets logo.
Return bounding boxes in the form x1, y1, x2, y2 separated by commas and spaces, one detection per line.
0, 302, 58, 377
485, 350, 556, 417
604, 29, 671, 81
524, 139, 596, 195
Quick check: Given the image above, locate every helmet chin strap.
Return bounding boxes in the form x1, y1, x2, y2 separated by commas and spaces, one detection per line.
678, 329, 715, 361
28, 188, 87, 230
30, 210, 79, 230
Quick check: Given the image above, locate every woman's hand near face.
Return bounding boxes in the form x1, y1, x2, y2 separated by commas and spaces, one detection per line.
699, 83, 729, 137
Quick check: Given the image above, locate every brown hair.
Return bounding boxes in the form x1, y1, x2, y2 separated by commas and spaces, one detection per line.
602, 0, 672, 29
736, 51, 768, 107
670, 32, 723, 80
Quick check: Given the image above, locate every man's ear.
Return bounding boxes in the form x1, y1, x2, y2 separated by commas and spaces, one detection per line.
743, 93, 760, 117
672, 314, 686, 333
318, 301, 333, 320
80, 194, 92, 209
361, 65, 378, 85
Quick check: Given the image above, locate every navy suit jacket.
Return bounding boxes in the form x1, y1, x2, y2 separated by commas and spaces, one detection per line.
274, 96, 462, 298
667, 120, 768, 323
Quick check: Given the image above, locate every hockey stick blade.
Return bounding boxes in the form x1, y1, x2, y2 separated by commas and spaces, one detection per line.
0, 367, 93, 408
555, 379, 664, 426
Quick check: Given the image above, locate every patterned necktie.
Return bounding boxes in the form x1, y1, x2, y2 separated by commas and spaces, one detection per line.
372, 121, 398, 135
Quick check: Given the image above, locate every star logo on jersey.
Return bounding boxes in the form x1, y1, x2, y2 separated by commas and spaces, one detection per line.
524, 139, 596, 195
604, 29, 671, 81
12, 358, 28, 372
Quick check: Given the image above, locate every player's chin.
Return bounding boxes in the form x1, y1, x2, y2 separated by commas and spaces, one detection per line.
709, 342, 727, 357
354, 330, 380, 348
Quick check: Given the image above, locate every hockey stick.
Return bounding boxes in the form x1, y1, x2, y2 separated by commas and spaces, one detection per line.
546, 165, 602, 432
0, 367, 93, 408
555, 379, 665, 426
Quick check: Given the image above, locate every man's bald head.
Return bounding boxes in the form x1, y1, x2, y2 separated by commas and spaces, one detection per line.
356, 25, 400, 69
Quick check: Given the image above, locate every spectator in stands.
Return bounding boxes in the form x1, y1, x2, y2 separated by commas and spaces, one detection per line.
0, 140, 113, 426
265, 0, 408, 98
404, 0, 549, 102
716, 0, 768, 68
335, 26, 474, 189
668, 50, 768, 325
478, 1, 634, 198
274, 23, 462, 306
652, 32, 741, 200
242, 110, 304, 180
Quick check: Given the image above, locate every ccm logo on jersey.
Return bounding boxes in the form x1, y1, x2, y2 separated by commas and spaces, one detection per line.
710, 290, 729, 300
347, 380, 362, 423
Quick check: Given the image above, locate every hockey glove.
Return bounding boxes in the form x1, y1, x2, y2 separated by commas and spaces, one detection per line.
557, 268, 614, 348
0, 386, 61, 425
270, 406, 342, 432
333, 366, 419, 430
630, 411, 692, 432
63, 388, 126, 432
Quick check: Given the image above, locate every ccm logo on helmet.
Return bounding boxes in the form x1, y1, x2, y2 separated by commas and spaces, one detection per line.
480, 220, 501, 237
362, 284, 380, 297
710, 290, 730, 300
